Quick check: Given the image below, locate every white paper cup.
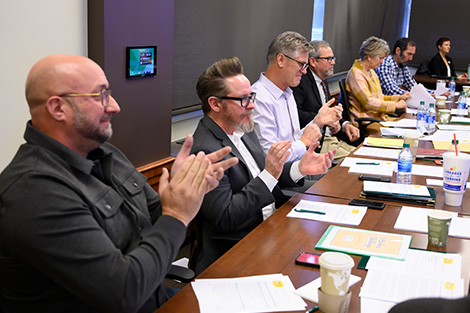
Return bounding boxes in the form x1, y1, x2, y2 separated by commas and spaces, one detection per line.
319, 252, 354, 296
443, 152, 470, 206
436, 96, 447, 107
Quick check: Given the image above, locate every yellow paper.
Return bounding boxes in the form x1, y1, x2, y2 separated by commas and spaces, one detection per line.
433, 140, 470, 152
330, 228, 404, 255
366, 137, 404, 148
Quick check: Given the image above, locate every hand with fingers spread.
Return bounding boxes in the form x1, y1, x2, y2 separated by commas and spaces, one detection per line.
264, 140, 291, 179
300, 124, 322, 148
172, 134, 238, 193
160, 135, 238, 226
313, 98, 342, 128
298, 142, 336, 176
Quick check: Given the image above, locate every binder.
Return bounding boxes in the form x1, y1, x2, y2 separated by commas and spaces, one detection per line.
360, 186, 436, 207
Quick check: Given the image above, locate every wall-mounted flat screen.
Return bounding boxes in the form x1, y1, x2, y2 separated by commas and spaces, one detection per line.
126, 46, 157, 78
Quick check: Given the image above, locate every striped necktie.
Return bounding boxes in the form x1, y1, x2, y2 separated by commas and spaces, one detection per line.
321, 80, 330, 101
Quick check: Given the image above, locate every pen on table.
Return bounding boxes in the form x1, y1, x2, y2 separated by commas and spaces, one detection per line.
306, 305, 319, 313
355, 162, 380, 165
294, 208, 326, 215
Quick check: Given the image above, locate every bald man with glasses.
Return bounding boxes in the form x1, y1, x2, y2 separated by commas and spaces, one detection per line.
191, 56, 334, 274
0, 54, 237, 313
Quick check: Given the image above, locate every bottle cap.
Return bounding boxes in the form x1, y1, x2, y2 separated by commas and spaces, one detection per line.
429, 102, 435, 107
403, 142, 410, 148
452, 139, 459, 144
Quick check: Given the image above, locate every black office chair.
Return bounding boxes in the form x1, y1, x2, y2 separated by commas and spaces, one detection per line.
337, 78, 382, 146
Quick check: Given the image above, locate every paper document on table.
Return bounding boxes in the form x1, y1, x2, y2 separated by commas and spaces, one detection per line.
354, 146, 400, 159
380, 127, 421, 138
361, 298, 396, 313
316, 225, 412, 260
424, 130, 470, 142
341, 157, 382, 167
380, 118, 418, 128
433, 140, 470, 152
437, 124, 470, 131
451, 109, 468, 116
408, 164, 443, 178
406, 83, 434, 109
363, 181, 431, 197
394, 206, 470, 239
349, 161, 396, 176
364, 137, 404, 148
426, 179, 470, 188
451, 116, 470, 124
295, 275, 361, 303
191, 274, 306, 313
359, 269, 464, 303
366, 249, 462, 279
287, 200, 367, 226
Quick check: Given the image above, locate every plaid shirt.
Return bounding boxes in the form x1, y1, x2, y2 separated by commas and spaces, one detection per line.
375, 55, 434, 96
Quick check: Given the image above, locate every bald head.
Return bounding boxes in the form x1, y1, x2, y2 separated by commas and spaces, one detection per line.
24, 54, 118, 157
25, 54, 104, 110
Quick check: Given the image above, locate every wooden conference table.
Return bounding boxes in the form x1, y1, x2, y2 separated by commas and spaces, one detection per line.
156, 193, 470, 313
156, 109, 470, 312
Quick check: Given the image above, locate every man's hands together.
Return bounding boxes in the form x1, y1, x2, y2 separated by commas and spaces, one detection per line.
159, 134, 238, 226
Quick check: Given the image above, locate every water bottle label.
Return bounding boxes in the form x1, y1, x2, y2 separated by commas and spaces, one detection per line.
398, 160, 412, 172
458, 101, 466, 110
417, 112, 426, 121
426, 115, 436, 124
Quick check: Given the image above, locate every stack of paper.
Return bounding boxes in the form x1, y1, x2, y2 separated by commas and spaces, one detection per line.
394, 206, 470, 239
364, 137, 404, 148
353, 146, 401, 159
191, 274, 306, 313
287, 200, 367, 226
295, 275, 362, 303
360, 249, 464, 313
380, 118, 418, 128
406, 83, 435, 109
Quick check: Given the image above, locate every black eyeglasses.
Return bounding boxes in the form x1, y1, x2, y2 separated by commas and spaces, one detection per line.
59, 88, 112, 108
316, 56, 336, 64
217, 92, 256, 108
282, 53, 309, 70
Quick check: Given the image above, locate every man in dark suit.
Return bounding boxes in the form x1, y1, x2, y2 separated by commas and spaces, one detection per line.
292, 40, 359, 160
191, 56, 335, 274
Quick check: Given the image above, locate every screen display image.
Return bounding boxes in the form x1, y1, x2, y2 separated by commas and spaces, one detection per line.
126, 46, 157, 78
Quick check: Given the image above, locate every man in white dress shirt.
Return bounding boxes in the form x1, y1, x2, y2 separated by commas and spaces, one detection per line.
252, 31, 339, 164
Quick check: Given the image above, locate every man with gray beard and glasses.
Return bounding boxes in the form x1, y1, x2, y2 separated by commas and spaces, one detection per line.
191, 56, 335, 274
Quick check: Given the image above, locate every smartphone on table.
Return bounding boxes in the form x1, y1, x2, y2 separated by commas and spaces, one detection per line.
295, 252, 320, 268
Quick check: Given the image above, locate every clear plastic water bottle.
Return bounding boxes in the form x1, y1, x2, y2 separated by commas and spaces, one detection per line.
425, 102, 436, 133
416, 100, 426, 130
397, 142, 412, 184
457, 92, 466, 113
448, 77, 456, 99
448, 139, 460, 154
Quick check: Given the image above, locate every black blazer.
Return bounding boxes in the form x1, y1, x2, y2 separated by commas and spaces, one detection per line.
429, 53, 457, 77
292, 70, 348, 147
190, 115, 301, 274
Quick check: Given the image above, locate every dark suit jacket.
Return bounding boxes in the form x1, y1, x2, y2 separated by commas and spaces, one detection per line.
292, 69, 349, 147
389, 296, 470, 313
429, 53, 457, 77
191, 115, 301, 274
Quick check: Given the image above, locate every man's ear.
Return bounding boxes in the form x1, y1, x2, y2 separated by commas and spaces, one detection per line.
46, 96, 69, 121
395, 47, 401, 56
309, 56, 316, 68
208, 96, 223, 113
277, 53, 285, 68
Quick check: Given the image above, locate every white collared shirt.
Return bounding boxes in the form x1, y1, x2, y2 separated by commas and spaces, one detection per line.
252, 73, 306, 163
